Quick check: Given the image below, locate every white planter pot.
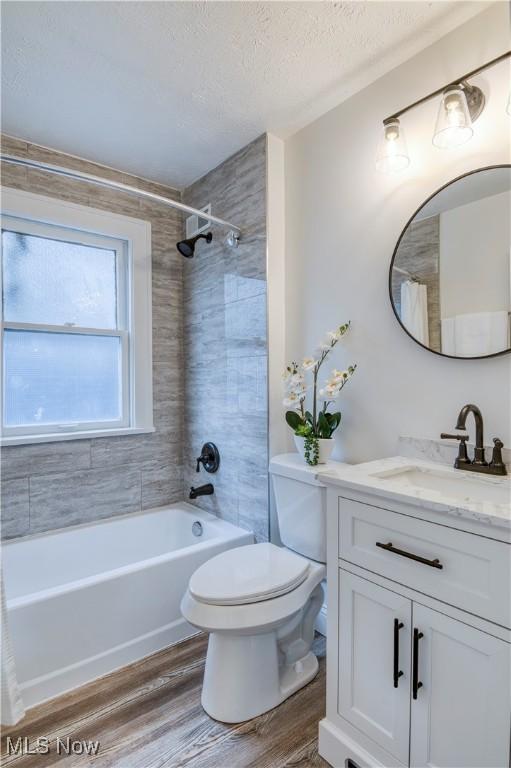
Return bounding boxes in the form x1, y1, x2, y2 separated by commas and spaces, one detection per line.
293, 435, 335, 465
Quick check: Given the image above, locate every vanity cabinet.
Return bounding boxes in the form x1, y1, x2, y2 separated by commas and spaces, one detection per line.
409, 603, 509, 768
338, 572, 411, 764
338, 571, 510, 768
319, 488, 511, 768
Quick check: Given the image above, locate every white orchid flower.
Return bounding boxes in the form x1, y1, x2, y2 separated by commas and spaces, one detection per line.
282, 362, 300, 381
283, 392, 304, 408
302, 357, 318, 371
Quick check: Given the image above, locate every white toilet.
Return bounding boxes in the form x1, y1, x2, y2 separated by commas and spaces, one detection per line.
181, 453, 338, 723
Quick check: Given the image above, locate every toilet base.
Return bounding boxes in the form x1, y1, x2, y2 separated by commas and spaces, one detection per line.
201, 630, 319, 723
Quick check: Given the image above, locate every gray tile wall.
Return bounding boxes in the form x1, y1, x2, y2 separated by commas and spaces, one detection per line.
182, 135, 269, 542
391, 215, 441, 352
1, 135, 184, 538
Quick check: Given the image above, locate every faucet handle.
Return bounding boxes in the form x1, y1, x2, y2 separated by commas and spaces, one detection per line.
489, 438, 507, 476
440, 432, 470, 468
440, 433, 469, 442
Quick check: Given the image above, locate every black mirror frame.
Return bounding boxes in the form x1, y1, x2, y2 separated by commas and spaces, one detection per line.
388, 164, 511, 361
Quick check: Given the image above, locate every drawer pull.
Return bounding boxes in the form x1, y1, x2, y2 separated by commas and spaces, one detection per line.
376, 541, 443, 569
412, 627, 424, 700
393, 618, 404, 688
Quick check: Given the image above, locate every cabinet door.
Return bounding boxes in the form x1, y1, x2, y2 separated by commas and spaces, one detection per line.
410, 603, 511, 768
338, 570, 412, 765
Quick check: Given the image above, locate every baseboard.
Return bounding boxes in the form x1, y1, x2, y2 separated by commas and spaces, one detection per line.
319, 719, 385, 768
21, 618, 198, 710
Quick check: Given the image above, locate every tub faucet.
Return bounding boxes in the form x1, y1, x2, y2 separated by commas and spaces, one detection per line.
189, 483, 214, 499
441, 403, 507, 476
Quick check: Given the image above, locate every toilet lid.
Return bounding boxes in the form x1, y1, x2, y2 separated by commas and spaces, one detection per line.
189, 543, 310, 606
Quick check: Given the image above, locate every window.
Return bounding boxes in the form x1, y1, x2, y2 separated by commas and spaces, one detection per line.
1, 189, 153, 445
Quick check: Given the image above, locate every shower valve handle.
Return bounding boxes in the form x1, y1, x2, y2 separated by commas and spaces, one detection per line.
195, 442, 220, 474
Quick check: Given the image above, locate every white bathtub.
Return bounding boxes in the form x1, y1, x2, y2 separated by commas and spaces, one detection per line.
3, 502, 253, 709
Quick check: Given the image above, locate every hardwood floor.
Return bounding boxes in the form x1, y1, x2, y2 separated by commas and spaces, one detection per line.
1, 634, 329, 768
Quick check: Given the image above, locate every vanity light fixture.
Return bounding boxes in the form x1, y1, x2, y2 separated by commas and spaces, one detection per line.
376, 50, 510, 172
432, 83, 481, 149
376, 118, 410, 173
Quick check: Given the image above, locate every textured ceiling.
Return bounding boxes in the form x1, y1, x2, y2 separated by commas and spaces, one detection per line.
1, 1, 489, 188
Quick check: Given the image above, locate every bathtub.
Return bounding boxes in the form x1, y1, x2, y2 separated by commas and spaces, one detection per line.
3, 502, 253, 710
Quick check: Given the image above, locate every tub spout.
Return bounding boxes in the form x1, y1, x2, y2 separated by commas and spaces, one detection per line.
189, 483, 214, 500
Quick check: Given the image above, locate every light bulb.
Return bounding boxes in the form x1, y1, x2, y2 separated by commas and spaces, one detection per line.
375, 118, 410, 173
433, 86, 473, 149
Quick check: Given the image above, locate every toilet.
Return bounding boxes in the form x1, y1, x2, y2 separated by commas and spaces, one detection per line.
181, 453, 339, 723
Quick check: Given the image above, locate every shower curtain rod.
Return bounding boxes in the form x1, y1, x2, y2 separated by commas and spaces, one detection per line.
0, 154, 242, 234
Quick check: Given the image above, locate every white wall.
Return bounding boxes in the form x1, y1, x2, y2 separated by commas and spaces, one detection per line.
440, 190, 510, 318
283, 3, 511, 463
267, 133, 286, 542
267, 134, 288, 459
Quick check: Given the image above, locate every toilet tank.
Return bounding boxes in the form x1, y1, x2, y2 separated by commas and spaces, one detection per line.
269, 453, 344, 564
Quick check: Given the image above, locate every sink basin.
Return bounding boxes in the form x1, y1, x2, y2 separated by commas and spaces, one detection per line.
372, 465, 510, 506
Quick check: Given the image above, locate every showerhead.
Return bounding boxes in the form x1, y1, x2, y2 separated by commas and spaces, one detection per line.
176, 231, 212, 258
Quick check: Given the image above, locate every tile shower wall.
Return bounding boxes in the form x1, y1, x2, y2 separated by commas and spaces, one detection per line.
182, 135, 268, 542
1, 135, 184, 538
391, 216, 441, 352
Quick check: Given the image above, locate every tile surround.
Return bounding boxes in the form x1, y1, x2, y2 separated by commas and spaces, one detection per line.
391, 216, 441, 352
0, 135, 184, 538
182, 135, 269, 541
29, 466, 142, 534
1, 479, 30, 539
0, 134, 269, 543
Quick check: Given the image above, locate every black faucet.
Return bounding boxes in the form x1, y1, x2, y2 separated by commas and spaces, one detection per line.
441, 404, 507, 476
189, 483, 214, 500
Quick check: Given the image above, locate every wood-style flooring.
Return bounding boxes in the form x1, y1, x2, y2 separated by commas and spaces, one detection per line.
1, 633, 329, 768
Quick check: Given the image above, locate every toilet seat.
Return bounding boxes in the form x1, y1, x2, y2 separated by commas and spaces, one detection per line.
182, 555, 325, 635
189, 543, 310, 606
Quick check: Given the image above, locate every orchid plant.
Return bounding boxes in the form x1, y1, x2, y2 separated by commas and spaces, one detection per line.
283, 322, 356, 465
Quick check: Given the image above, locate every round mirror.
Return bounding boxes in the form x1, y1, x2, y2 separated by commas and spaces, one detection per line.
389, 165, 511, 359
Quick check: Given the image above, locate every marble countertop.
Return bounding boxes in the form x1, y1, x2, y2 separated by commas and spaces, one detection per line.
398, 435, 511, 473
318, 456, 511, 532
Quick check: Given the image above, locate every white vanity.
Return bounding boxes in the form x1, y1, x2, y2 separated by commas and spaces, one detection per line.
318, 455, 511, 768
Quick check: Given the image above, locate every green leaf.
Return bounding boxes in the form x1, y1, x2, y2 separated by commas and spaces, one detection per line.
317, 411, 330, 438
304, 411, 314, 426
285, 411, 303, 431
317, 411, 341, 437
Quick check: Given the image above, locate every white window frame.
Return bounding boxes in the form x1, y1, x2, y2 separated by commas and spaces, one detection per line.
1, 187, 154, 446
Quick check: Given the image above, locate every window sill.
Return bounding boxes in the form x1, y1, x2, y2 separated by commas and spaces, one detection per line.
1, 426, 155, 447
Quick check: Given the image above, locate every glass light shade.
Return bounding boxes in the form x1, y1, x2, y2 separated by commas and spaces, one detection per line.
375, 118, 410, 173
433, 87, 473, 149
507, 91, 511, 116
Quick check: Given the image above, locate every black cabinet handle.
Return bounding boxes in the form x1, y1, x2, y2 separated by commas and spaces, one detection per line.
393, 618, 404, 688
376, 541, 443, 570
412, 627, 424, 700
